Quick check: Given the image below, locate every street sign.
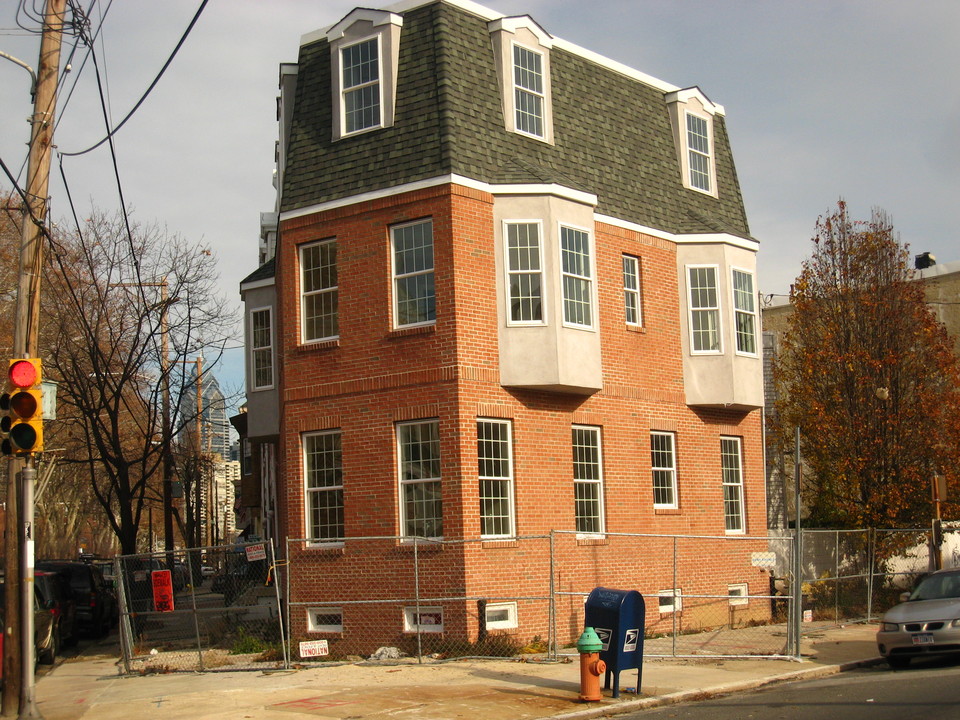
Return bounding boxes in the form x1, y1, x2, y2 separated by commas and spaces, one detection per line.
152, 569, 175, 612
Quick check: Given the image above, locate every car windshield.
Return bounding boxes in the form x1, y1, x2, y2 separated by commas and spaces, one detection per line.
910, 573, 960, 601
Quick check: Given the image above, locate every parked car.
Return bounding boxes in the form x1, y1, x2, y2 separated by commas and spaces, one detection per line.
210, 556, 270, 606
36, 560, 116, 637
877, 567, 960, 668
34, 570, 78, 664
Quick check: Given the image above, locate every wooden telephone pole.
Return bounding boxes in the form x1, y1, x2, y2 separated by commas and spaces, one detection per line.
2, 0, 66, 716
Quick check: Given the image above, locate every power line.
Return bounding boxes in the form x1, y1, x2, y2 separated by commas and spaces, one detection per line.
59, 0, 210, 157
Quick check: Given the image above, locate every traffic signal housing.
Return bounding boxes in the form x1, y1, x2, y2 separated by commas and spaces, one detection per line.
1, 358, 44, 455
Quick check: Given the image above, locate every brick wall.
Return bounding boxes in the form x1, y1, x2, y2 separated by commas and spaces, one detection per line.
276, 183, 768, 652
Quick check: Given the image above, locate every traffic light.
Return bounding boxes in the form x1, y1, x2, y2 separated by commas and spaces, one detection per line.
1, 358, 44, 455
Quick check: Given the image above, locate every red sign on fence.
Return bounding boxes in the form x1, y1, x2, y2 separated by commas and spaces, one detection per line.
152, 569, 175, 612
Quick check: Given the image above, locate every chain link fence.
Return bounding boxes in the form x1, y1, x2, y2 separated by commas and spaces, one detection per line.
792, 526, 958, 632
114, 540, 286, 674
285, 531, 796, 664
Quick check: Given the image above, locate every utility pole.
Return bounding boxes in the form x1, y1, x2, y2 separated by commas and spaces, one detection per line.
3, 0, 66, 717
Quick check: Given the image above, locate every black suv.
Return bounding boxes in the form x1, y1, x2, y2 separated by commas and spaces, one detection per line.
36, 560, 116, 636
34, 570, 78, 663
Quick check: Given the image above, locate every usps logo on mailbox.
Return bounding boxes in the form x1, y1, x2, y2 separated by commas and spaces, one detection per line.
299, 639, 329, 658
594, 627, 612, 651
623, 628, 639, 653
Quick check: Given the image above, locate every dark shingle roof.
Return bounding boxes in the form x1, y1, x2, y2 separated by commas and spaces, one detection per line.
240, 257, 276, 286
281, 1, 751, 240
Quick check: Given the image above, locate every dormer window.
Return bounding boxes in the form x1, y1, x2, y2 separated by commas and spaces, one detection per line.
489, 16, 554, 144
513, 44, 545, 138
327, 8, 402, 141
342, 37, 381, 134
685, 112, 711, 192
666, 87, 721, 197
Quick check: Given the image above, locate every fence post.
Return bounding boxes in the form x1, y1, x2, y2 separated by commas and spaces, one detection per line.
866, 528, 875, 621
548, 530, 557, 659
414, 537, 423, 663
671, 535, 678, 657
270, 538, 289, 669
285, 537, 292, 664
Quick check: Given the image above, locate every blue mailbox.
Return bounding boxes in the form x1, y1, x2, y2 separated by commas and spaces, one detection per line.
584, 587, 645, 698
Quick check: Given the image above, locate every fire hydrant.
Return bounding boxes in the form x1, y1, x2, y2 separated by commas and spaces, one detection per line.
577, 627, 606, 701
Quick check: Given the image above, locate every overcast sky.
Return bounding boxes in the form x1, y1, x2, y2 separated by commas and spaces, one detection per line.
3, 0, 958, 405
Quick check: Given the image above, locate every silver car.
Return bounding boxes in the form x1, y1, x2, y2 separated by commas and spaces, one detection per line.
877, 568, 960, 668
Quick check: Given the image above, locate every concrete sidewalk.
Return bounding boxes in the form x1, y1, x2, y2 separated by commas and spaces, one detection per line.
33, 623, 882, 720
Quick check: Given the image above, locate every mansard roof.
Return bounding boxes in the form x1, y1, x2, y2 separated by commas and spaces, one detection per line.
281, 0, 751, 240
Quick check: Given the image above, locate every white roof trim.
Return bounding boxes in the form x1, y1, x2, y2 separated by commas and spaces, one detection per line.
298, 0, 717, 104
324, 8, 403, 42
488, 15, 553, 48
278, 176, 753, 251
594, 212, 759, 252
240, 276, 275, 294
665, 86, 723, 116
279, 175, 597, 222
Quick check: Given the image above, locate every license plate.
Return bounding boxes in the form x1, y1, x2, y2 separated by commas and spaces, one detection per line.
912, 633, 935, 645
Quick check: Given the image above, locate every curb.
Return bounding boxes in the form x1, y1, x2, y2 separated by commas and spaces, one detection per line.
547, 657, 886, 720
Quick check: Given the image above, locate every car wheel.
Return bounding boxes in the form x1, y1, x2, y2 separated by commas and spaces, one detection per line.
39, 626, 59, 665
887, 655, 910, 669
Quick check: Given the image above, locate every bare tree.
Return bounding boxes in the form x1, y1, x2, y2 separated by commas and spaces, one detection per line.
42, 208, 236, 555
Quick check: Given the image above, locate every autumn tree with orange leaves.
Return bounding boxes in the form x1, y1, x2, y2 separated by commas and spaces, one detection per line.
775, 201, 960, 529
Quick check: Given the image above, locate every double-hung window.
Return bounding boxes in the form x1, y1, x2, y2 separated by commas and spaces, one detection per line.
650, 431, 677, 508
686, 112, 711, 193
688, 266, 720, 353
341, 37, 380, 135
392, 220, 435, 328
622, 255, 642, 326
732, 269, 757, 355
572, 425, 604, 534
721, 436, 745, 533
301, 239, 338, 343
561, 226, 593, 328
304, 430, 344, 543
250, 307, 274, 389
478, 420, 514, 538
398, 420, 442, 538
513, 44, 544, 138
506, 222, 543, 323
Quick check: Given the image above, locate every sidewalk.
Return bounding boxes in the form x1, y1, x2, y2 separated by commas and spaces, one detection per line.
33, 623, 882, 720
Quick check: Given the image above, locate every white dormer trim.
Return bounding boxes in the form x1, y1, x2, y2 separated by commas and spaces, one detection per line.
489, 16, 555, 144
326, 9, 403, 41
665, 87, 722, 116
488, 15, 553, 48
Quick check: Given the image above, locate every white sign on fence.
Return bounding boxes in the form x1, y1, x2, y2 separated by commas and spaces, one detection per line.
751, 551, 777, 568
299, 639, 329, 658
245, 543, 267, 562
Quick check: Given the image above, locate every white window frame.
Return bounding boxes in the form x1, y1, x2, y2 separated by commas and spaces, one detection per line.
721, 436, 745, 534
303, 430, 344, 545
478, 419, 515, 539
658, 588, 682, 613
512, 42, 546, 140
727, 583, 749, 607
560, 224, 595, 329
484, 601, 518, 630
504, 221, 545, 326
397, 419, 442, 539
685, 111, 713, 193
404, 606, 444, 633
391, 219, 436, 329
572, 425, 605, 536
687, 265, 722, 354
622, 255, 642, 326
307, 607, 343, 633
339, 35, 382, 136
249, 306, 274, 391
650, 431, 678, 509
300, 238, 339, 344
731, 268, 758, 356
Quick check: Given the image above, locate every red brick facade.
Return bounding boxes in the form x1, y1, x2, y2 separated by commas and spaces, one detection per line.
273, 183, 767, 655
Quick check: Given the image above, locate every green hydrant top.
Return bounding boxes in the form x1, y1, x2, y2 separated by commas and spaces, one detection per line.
577, 626, 603, 653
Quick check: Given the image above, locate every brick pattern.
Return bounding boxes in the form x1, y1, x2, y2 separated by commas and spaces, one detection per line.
274, 181, 766, 650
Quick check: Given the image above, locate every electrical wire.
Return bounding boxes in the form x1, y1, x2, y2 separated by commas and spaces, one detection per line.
59, 0, 210, 157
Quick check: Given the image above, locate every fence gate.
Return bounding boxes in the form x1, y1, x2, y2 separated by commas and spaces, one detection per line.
114, 541, 288, 674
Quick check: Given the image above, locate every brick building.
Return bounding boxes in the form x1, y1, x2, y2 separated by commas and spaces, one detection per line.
240, 0, 766, 654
